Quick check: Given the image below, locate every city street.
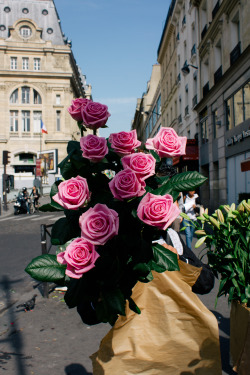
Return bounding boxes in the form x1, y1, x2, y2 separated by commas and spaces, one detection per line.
0, 199, 235, 375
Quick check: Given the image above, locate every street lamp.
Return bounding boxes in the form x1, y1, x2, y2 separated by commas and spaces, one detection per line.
181, 63, 198, 76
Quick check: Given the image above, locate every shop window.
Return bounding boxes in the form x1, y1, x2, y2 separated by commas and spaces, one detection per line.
10, 111, 18, 132
226, 81, 250, 129
226, 97, 234, 130
234, 90, 244, 126
22, 111, 30, 132
10, 89, 18, 104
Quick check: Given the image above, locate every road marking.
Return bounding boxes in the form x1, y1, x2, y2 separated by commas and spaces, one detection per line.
13, 215, 31, 221
30, 215, 55, 221
0, 216, 14, 222
48, 216, 65, 221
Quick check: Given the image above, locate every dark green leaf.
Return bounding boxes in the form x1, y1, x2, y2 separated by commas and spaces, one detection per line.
102, 288, 126, 316
25, 254, 66, 283
148, 244, 180, 273
128, 297, 141, 314
51, 217, 80, 245
149, 149, 160, 162
169, 171, 207, 192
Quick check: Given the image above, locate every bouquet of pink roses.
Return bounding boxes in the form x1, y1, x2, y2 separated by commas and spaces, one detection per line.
25, 98, 207, 325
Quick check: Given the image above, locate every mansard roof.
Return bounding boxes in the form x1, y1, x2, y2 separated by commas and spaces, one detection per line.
0, 0, 66, 45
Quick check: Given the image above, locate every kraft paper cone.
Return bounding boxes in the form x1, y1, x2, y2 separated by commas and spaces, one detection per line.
91, 261, 222, 375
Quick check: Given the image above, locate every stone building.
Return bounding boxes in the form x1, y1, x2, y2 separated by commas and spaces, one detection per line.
0, 0, 91, 192
193, 0, 250, 209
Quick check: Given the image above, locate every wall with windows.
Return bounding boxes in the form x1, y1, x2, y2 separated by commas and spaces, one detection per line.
195, 0, 250, 210
0, 1, 91, 191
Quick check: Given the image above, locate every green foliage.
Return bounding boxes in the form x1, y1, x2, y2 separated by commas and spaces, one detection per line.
192, 200, 250, 306
25, 254, 66, 284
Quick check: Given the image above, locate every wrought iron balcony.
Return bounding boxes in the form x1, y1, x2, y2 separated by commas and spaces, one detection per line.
203, 82, 209, 97
192, 95, 197, 107
185, 105, 189, 116
191, 44, 196, 56
212, 0, 220, 19
230, 42, 241, 66
201, 24, 207, 40
178, 114, 182, 124
214, 65, 222, 84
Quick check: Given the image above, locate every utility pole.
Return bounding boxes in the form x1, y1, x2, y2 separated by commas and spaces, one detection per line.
2, 150, 11, 211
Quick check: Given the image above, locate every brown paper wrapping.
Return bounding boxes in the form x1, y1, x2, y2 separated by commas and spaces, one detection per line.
230, 300, 250, 374
91, 261, 222, 375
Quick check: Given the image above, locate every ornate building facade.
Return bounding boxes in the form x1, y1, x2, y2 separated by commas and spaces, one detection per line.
0, 0, 91, 191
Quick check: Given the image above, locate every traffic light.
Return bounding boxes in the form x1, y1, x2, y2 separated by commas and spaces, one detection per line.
2, 150, 11, 165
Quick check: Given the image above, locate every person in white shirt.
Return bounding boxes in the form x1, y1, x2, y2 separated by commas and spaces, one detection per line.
183, 190, 201, 249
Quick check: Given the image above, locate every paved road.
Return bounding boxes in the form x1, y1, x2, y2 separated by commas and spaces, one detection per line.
0, 199, 236, 375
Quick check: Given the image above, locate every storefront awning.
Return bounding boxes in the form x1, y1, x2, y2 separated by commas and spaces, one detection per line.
173, 140, 199, 165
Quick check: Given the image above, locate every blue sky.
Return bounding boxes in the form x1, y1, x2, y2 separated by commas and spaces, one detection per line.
55, 0, 171, 138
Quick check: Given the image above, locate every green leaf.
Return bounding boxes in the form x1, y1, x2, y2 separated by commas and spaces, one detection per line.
128, 297, 141, 314
180, 212, 190, 221
25, 254, 66, 283
149, 149, 160, 162
102, 288, 126, 316
51, 218, 80, 245
245, 285, 250, 299
149, 243, 180, 273
195, 236, 207, 248
168, 171, 207, 192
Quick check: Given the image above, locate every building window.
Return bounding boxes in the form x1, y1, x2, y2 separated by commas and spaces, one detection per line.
56, 111, 61, 131
10, 111, 18, 132
212, 109, 219, 138
243, 82, 250, 120
157, 95, 161, 117
56, 95, 61, 105
10, 89, 18, 104
47, 28, 53, 34
22, 111, 30, 132
200, 109, 208, 144
4, 7, 11, 13
226, 81, 250, 130
10, 57, 17, 70
22, 8, 29, 14
34, 58, 41, 71
42, 9, 48, 15
20, 26, 32, 38
22, 57, 29, 70
22, 87, 30, 104
153, 107, 157, 127
33, 111, 42, 133
0, 25, 6, 31
34, 89, 42, 104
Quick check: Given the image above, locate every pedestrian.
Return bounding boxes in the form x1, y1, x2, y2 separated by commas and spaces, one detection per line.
30, 186, 40, 209
182, 190, 201, 249
22, 187, 30, 214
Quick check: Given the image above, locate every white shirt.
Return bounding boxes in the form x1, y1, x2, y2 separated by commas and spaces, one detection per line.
183, 193, 199, 221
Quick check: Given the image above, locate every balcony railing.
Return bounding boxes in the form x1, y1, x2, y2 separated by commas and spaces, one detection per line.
177, 73, 181, 83
191, 44, 196, 56
203, 82, 209, 97
182, 15, 186, 28
176, 32, 180, 41
212, 0, 220, 19
178, 114, 182, 124
201, 24, 207, 40
185, 105, 189, 116
230, 42, 241, 66
214, 65, 222, 84
192, 94, 197, 107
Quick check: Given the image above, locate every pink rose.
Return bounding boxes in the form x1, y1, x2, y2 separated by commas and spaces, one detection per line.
145, 127, 187, 158
79, 203, 119, 245
121, 153, 156, 180
137, 193, 180, 230
53, 176, 90, 210
109, 130, 141, 156
109, 168, 146, 201
80, 134, 108, 162
68, 98, 91, 122
57, 238, 99, 279
81, 101, 111, 130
